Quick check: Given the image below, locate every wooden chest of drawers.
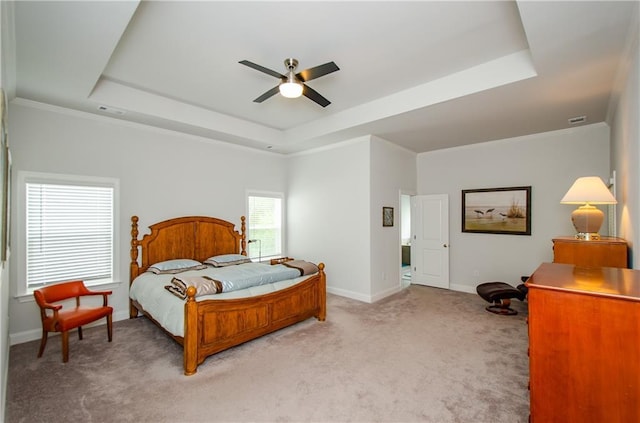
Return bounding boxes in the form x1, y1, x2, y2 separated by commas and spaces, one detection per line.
552, 236, 628, 268
526, 263, 640, 423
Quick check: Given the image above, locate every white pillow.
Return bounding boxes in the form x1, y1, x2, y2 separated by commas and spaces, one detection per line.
148, 259, 207, 274
205, 254, 252, 267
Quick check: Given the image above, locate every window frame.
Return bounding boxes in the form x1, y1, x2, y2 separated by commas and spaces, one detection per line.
246, 190, 285, 261
16, 171, 120, 299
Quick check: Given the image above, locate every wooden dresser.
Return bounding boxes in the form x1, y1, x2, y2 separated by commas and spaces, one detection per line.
552, 236, 628, 268
526, 263, 640, 423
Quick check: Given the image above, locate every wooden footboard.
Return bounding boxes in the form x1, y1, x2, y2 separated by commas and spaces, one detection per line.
183, 263, 326, 375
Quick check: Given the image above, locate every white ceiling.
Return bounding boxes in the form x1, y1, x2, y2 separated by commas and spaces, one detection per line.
10, 1, 638, 154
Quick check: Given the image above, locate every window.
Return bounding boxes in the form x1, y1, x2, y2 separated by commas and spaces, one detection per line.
247, 193, 283, 261
18, 172, 119, 295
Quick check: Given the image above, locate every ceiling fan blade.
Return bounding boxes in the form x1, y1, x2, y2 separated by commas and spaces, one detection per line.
239, 60, 285, 79
253, 86, 280, 103
302, 84, 331, 107
296, 61, 340, 82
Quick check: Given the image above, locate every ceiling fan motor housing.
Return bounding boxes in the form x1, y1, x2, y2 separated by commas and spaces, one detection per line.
284, 58, 299, 71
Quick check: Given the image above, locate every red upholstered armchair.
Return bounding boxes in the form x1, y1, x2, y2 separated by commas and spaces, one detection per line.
33, 280, 113, 362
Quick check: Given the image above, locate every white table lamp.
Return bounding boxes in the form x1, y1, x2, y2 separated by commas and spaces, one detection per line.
560, 176, 617, 240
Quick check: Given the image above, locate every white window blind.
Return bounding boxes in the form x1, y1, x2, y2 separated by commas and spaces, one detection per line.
26, 182, 114, 289
247, 194, 282, 260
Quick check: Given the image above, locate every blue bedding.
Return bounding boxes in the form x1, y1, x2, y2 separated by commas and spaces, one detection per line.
170, 262, 302, 297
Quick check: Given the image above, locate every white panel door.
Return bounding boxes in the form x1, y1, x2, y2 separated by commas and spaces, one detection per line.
411, 194, 449, 288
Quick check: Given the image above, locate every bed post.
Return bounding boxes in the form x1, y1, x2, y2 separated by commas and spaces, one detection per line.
240, 215, 247, 255
184, 286, 198, 376
317, 263, 327, 321
130, 216, 140, 319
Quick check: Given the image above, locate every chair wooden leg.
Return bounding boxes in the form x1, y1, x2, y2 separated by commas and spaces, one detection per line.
107, 314, 113, 342
37, 330, 48, 358
78, 326, 83, 340
61, 331, 70, 363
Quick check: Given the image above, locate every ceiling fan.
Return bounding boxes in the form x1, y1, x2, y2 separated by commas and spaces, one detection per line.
239, 58, 339, 107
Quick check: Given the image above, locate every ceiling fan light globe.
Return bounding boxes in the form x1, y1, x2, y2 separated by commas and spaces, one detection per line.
279, 81, 303, 98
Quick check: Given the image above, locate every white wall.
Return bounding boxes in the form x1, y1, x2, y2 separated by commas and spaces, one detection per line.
610, 9, 639, 268
369, 136, 416, 300
417, 123, 611, 292
287, 137, 372, 301
287, 136, 417, 303
8, 101, 288, 343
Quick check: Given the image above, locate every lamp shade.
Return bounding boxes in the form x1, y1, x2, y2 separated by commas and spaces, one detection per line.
560, 176, 617, 205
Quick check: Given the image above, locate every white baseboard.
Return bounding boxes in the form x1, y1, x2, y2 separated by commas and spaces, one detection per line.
328, 282, 477, 304
449, 283, 477, 294
370, 285, 404, 303
9, 309, 130, 346
327, 284, 406, 304
326, 286, 373, 303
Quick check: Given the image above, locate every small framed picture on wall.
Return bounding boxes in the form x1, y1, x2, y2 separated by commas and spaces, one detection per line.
383, 207, 394, 227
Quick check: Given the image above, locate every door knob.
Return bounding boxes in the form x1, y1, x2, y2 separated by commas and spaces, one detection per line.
444, 244, 448, 248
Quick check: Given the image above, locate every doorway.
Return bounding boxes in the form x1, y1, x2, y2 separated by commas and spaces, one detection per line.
400, 194, 412, 286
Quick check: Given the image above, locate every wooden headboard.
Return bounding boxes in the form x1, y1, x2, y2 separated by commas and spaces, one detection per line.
129, 215, 246, 282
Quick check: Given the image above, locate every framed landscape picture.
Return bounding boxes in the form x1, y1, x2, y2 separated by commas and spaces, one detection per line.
462, 186, 531, 235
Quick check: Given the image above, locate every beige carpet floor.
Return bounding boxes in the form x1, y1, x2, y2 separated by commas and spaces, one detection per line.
6, 284, 530, 422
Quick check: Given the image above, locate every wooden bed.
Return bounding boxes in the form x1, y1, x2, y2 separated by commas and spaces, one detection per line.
129, 215, 326, 375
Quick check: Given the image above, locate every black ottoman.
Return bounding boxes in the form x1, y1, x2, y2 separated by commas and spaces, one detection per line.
476, 281, 527, 315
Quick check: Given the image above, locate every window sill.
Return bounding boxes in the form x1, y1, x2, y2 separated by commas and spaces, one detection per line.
15, 280, 123, 303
